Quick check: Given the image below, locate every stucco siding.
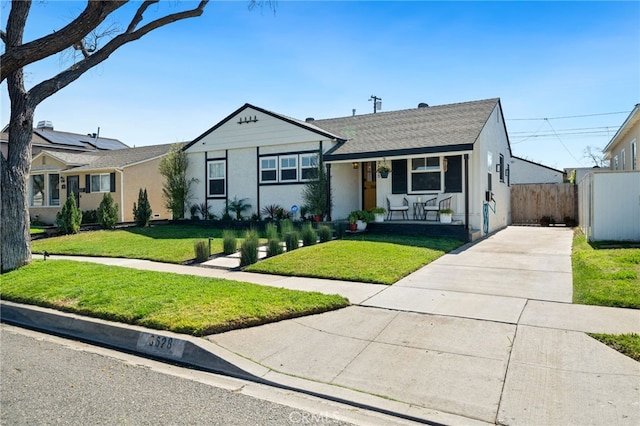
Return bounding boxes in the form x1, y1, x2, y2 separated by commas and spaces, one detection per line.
332, 163, 360, 219
510, 157, 564, 184
123, 158, 172, 222
228, 147, 258, 218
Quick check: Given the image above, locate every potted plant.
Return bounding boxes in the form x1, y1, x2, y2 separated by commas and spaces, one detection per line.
349, 210, 373, 231
370, 206, 386, 222
377, 162, 391, 178
347, 212, 358, 231
439, 208, 454, 224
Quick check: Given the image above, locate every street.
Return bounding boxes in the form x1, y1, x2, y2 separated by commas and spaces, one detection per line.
1, 324, 363, 426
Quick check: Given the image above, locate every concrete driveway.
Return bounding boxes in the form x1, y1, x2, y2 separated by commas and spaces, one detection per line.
210, 227, 640, 425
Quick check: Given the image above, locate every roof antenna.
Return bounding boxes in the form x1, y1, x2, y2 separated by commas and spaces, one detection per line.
369, 95, 382, 113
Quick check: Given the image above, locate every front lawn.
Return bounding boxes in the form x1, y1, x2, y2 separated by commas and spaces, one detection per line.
589, 333, 640, 362
0, 260, 349, 336
572, 232, 640, 309
30, 226, 45, 235
31, 225, 231, 264
246, 235, 463, 285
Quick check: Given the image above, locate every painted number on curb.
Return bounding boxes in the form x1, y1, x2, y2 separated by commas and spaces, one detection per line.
136, 332, 186, 359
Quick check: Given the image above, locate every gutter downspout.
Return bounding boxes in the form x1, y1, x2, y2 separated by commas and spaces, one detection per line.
116, 168, 124, 222
464, 154, 470, 242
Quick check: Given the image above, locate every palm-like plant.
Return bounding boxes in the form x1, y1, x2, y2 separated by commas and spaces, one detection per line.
228, 197, 251, 220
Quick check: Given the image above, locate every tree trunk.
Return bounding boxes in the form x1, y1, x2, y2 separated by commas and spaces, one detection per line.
1, 70, 34, 272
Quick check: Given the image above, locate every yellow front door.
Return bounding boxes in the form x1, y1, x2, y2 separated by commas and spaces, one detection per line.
363, 161, 377, 211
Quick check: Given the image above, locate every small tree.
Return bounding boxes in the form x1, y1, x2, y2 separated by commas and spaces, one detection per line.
301, 160, 331, 219
159, 144, 195, 219
133, 188, 152, 227
56, 193, 82, 235
97, 193, 119, 229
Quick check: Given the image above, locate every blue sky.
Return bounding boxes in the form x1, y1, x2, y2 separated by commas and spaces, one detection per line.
1, 1, 638, 169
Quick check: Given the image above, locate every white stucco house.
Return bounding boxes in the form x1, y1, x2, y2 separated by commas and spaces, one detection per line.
183, 98, 513, 240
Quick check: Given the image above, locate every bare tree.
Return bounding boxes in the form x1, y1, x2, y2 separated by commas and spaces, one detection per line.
0, 0, 212, 272
583, 145, 609, 168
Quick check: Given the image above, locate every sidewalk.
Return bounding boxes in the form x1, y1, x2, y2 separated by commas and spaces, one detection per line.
8, 226, 640, 425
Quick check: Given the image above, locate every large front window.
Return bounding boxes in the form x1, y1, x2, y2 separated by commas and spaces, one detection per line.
411, 157, 441, 191
280, 156, 297, 181
49, 174, 60, 206
259, 152, 318, 184
207, 160, 225, 196
300, 154, 318, 180
30, 174, 45, 206
91, 174, 110, 192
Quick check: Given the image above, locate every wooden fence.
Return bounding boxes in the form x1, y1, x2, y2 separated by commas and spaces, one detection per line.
511, 183, 578, 225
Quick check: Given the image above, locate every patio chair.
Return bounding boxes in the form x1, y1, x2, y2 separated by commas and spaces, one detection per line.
386, 195, 409, 220
422, 196, 439, 221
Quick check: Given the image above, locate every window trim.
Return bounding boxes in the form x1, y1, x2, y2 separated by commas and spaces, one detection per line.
207, 160, 226, 197
631, 139, 637, 170
48, 173, 60, 206
258, 151, 319, 185
279, 155, 298, 182
621, 148, 626, 170
90, 173, 111, 193
409, 156, 443, 193
260, 156, 278, 183
300, 153, 319, 182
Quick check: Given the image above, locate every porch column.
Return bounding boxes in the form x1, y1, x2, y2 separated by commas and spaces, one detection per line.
464, 154, 469, 240
325, 163, 332, 221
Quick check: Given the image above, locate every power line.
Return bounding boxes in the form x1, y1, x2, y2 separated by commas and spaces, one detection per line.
507, 110, 631, 121
544, 118, 583, 165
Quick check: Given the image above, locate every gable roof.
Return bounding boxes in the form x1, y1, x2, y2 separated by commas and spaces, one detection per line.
319, 98, 501, 161
40, 143, 180, 173
511, 155, 564, 173
183, 103, 345, 150
603, 103, 640, 155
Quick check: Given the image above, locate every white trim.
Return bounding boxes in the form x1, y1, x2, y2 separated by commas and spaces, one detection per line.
90, 173, 110, 193
279, 155, 298, 182
207, 160, 226, 197
259, 156, 277, 183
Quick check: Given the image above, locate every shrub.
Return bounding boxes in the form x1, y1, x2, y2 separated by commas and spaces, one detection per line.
97, 193, 119, 229
228, 196, 251, 220
194, 240, 210, 262
285, 230, 300, 252
318, 225, 333, 243
335, 222, 347, 239
222, 229, 237, 255
261, 204, 282, 220
56, 193, 82, 234
239, 229, 259, 267
280, 219, 294, 237
301, 223, 317, 246
266, 238, 283, 257
265, 222, 279, 240
81, 209, 98, 224
133, 188, 152, 227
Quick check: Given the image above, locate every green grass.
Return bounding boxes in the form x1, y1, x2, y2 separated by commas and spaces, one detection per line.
30, 226, 45, 235
31, 225, 235, 263
0, 260, 349, 336
572, 232, 640, 309
589, 333, 640, 362
246, 235, 463, 285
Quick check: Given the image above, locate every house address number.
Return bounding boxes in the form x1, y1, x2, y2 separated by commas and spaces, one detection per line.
136, 332, 186, 359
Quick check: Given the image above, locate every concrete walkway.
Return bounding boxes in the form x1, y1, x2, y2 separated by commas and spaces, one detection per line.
11, 226, 640, 425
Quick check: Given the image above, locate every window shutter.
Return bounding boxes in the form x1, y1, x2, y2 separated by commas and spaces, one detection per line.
110, 172, 116, 192
444, 155, 462, 193
391, 159, 407, 194
85, 175, 91, 193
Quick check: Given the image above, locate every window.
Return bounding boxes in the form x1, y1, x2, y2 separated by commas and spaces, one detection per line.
621, 148, 626, 170
49, 174, 60, 206
280, 156, 297, 181
30, 174, 45, 206
632, 140, 637, 170
300, 154, 318, 181
499, 154, 505, 182
410, 157, 441, 191
260, 157, 277, 183
207, 160, 225, 196
90, 174, 110, 192
259, 152, 319, 184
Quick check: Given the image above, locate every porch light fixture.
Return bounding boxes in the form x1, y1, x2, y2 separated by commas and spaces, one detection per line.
495, 163, 501, 173
352, 162, 359, 169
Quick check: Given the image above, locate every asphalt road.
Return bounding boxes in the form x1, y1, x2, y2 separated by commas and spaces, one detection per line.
1, 324, 357, 426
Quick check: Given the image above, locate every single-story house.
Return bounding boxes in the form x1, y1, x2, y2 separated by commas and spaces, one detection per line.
579, 103, 640, 241
1, 120, 128, 159
29, 143, 177, 224
509, 156, 565, 184
184, 98, 513, 240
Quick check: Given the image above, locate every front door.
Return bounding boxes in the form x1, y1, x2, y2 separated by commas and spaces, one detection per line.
67, 175, 80, 208
362, 162, 377, 211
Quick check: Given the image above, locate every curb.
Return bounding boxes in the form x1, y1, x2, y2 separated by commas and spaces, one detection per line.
1, 301, 486, 426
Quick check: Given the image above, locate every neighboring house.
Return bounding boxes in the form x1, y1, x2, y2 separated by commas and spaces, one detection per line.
29, 143, 178, 224
579, 104, 640, 241
184, 98, 513, 240
509, 156, 564, 184
1, 120, 129, 159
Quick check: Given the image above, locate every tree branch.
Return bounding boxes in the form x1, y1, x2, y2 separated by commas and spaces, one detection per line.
27, 0, 209, 109
126, 1, 159, 33
1, 0, 128, 83
0, 30, 7, 44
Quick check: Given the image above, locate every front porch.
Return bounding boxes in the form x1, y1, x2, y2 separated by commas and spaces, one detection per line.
365, 220, 468, 241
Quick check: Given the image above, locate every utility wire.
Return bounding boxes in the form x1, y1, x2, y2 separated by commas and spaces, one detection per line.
544, 118, 583, 165
507, 110, 631, 121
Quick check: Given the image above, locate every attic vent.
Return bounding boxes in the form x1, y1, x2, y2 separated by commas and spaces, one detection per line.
305, 117, 315, 122
418, 103, 429, 108
37, 120, 54, 130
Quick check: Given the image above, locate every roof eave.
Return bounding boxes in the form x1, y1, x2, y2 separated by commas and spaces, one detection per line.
323, 144, 474, 162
